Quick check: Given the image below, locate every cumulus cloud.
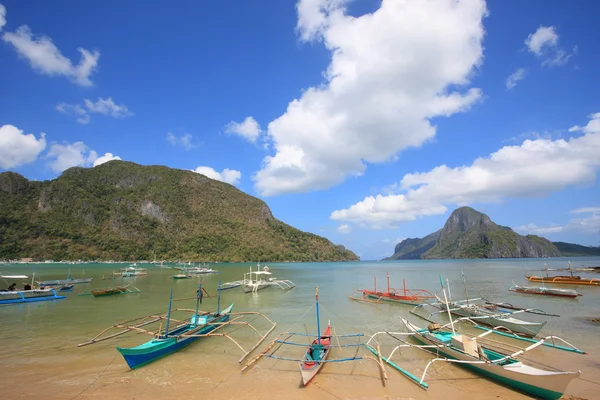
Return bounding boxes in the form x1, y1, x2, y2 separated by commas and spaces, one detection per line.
192, 166, 241, 185
56, 97, 132, 124
2, 25, 100, 86
515, 207, 600, 236
253, 0, 487, 196
46, 142, 98, 172
525, 26, 576, 67
167, 132, 196, 151
0, 4, 6, 31
506, 68, 526, 90
224, 116, 262, 142
0, 124, 47, 169
93, 152, 121, 167
337, 224, 352, 234
331, 112, 600, 229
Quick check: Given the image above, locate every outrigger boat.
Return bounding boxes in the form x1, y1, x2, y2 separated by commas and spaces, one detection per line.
242, 286, 387, 386
349, 273, 435, 305
526, 262, 600, 286
219, 264, 295, 294
366, 277, 584, 400
78, 284, 140, 297
37, 268, 92, 286
422, 275, 548, 337
79, 283, 276, 369
509, 283, 581, 298
1, 273, 66, 304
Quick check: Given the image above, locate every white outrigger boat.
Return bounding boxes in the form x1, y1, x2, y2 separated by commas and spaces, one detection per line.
219, 265, 295, 293
366, 277, 584, 400
1, 274, 66, 304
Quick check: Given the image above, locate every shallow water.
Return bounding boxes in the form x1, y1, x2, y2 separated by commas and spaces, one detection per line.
1, 258, 599, 399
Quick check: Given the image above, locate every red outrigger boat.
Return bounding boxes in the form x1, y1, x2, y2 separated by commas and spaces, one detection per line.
350, 273, 435, 305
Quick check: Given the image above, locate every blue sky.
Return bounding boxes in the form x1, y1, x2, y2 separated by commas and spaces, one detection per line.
1, 0, 599, 260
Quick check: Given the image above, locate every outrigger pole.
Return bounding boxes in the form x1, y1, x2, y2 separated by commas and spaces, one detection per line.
316, 286, 321, 345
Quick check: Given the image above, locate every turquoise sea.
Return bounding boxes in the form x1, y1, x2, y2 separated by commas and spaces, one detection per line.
1, 258, 599, 399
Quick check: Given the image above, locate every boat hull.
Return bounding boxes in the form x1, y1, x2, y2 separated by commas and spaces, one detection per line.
38, 278, 92, 286
116, 304, 233, 369
446, 305, 546, 337
364, 292, 423, 305
243, 282, 269, 293
299, 326, 331, 386
526, 275, 600, 286
411, 332, 579, 400
509, 287, 580, 298
0, 289, 65, 305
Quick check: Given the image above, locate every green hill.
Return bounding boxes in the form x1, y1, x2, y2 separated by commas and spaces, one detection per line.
553, 241, 600, 257
0, 161, 358, 262
386, 207, 561, 259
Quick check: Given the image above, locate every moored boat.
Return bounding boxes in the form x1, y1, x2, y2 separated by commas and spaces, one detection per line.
525, 274, 600, 285
509, 283, 581, 298
350, 273, 435, 305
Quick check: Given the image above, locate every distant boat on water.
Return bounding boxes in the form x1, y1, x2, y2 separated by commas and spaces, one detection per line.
37, 268, 92, 287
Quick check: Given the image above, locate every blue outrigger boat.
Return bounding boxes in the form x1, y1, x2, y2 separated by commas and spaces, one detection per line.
78, 282, 276, 369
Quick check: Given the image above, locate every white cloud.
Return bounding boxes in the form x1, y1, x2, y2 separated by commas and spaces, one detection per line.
331, 112, 600, 229
0, 124, 47, 169
337, 224, 352, 234
505, 68, 526, 90
192, 166, 241, 185
83, 98, 133, 118
167, 132, 196, 151
46, 142, 98, 173
253, 0, 487, 196
56, 97, 132, 124
224, 116, 262, 142
56, 103, 90, 124
0, 4, 6, 31
515, 207, 600, 236
525, 26, 576, 67
514, 223, 564, 235
93, 152, 121, 167
2, 25, 100, 86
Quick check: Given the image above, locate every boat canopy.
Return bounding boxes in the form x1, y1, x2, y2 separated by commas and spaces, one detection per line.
1, 275, 29, 279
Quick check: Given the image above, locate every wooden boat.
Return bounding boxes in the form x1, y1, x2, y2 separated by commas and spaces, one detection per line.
366, 278, 584, 400
526, 274, 600, 285
79, 284, 276, 369
242, 287, 386, 386
117, 303, 234, 369
37, 268, 92, 286
433, 299, 547, 337
172, 274, 192, 280
509, 283, 581, 298
1, 273, 67, 304
300, 288, 332, 386
402, 319, 580, 399
78, 284, 140, 297
350, 273, 435, 305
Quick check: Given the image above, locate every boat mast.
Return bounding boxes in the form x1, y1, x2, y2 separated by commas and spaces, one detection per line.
316, 286, 321, 345
217, 279, 221, 314
164, 287, 173, 337
194, 280, 202, 325
440, 276, 456, 335
461, 271, 469, 305
387, 273, 390, 294
373, 276, 376, 292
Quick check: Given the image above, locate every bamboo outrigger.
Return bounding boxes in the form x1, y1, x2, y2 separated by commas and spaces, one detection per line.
242, 286, 388, 386
78, 283, 276, 369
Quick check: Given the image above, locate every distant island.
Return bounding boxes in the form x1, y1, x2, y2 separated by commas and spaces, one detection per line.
0, 161, 358, 263
385, 206, 600, 260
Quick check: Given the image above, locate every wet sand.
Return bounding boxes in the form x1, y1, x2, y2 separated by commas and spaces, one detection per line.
3, 332, 599, 400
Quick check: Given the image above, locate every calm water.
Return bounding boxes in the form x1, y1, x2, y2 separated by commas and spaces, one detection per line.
1, 258, 600, 399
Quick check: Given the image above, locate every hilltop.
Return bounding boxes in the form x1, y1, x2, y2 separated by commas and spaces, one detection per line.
386, 207, 561, 260
0, 161, 358, 262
